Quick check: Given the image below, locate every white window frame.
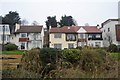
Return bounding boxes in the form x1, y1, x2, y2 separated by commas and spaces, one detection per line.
20, 33, 27, 38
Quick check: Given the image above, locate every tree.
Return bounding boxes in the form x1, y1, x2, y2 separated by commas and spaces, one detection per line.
21, 19, 28, 25
0, 16, 3, 24
45, 16, 57, 30
59, 15, 76, 27
84, 23, 89, 26
32, 21, 39, 25
2, 11, 21, 33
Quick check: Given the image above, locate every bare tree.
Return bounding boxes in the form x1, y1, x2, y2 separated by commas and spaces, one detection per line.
84, 23, 89, 26
32, 21, 38, 25
21, 19, 28, 25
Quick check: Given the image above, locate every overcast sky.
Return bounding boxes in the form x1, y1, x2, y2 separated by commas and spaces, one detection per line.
1, 0, 119, 27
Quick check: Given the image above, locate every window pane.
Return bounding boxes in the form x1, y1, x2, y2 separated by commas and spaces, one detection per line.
21, 43, 25, 49
54, 33, 61, 38
66, 34, 76, 41
21, 33, 27, 37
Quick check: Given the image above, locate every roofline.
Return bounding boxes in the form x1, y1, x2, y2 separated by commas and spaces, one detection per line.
115, 24, 120, 26
101, 19, 118, 28
20, 25, 43, 27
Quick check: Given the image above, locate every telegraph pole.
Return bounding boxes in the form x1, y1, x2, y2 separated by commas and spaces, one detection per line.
2, 25, 5, 51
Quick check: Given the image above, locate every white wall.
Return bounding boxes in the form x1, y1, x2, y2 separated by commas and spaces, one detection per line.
0, 24, 10, 44
102, 21, 118, 47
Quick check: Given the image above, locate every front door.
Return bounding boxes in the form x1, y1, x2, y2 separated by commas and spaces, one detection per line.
20, 42, 26, 50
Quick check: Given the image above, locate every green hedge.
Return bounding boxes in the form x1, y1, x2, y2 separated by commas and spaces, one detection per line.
4, 43, 18, 51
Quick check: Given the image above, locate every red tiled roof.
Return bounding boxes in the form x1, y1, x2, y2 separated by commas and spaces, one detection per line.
49, 26, 79, 33
16, 25, 43, 33
82, 26, 102, 33
50, 26, 102, 33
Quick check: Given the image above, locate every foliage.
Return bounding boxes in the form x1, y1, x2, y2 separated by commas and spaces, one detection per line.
4, 43, 18, 51
59, 15, 76, 27
79, 48, 106, 71
20, 48, 42, 73
45, 16, 58, 30
108, 44, 118, 52
110, 52, 120, 60
39, 48, 61, 76
62, 49, 81, 64
2, 11, 21, 33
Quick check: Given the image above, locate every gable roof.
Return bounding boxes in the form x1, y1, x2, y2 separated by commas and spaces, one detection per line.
50, 26, 102, 33
15, 25, 43, 33
101, 19, 118, 27
49, 26, 79, 33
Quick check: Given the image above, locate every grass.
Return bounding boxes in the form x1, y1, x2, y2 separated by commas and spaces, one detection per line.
110, 52, 120, 60
0, 51, 25, 55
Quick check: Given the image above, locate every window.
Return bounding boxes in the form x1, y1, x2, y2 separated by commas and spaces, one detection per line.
21, 33, 27, 38
118, 26, 120, 29
88, 35, 92, 38
66, 34, 76, 41
5, 26, 9, 32
108, 28, 109, 31
1, 35, 7, 41
21, 42, 25, 49
68, 43, 74, 49
54, 33, 61, 38
96, 34, 101, 38
54, 44, 62, 49
95, 42, 101, 47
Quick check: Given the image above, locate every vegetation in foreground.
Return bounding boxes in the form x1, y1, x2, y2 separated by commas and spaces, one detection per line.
2, 46, 120, 78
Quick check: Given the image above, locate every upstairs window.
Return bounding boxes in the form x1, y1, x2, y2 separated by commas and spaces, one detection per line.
21, 33, 27, 38
54, 33, 61, 38
96, 34, 101, 38
66, 34, 76, 41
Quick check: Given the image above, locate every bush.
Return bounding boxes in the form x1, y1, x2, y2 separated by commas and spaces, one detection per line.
20, 48, 42, 73
80, 48, 105, 71
62, 49, 81, 64
4, 43, 18, 51
40, 48, 61, 74
108, 44, 118, 52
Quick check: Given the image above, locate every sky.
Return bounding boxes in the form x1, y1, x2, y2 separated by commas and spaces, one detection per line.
0, 0, 119, 27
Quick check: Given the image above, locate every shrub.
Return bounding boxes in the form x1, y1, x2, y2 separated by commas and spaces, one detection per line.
40, 48, 61, 73
80, 48, 105, 72
108, 44, 118, 52
4, 43, 18, 51
20, 48, 42, 73
62, 49, 81, 64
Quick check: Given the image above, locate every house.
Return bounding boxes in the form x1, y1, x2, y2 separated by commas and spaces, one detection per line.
0, 24, 10, 50
49, 26, 103, 49
101, 19, 120, 49
10, 24, 44, 50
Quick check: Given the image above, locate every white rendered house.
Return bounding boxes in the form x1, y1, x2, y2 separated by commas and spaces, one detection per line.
101, 19, 120, 49
10, 24, 44, 50
0, 24, 10, 44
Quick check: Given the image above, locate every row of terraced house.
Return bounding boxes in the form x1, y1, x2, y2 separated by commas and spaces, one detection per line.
0, 19, 120, 50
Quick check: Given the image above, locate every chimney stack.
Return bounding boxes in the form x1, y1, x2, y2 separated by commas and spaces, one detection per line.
15, 23, 20, 32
